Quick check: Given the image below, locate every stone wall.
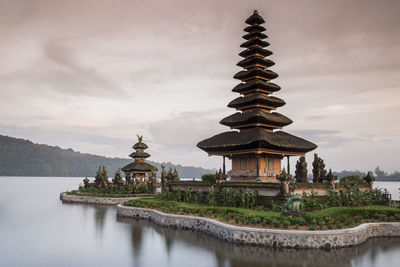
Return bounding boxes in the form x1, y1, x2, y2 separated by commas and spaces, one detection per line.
117, 205, 400, 249
60, 192, 136, 205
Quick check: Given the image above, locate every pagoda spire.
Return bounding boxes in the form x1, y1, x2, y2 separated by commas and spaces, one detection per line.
220, 10, 291, 132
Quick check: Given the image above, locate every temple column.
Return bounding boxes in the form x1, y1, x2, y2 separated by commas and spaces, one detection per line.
223, 156, 226, 175
256, 154, 260, 179
287, 156, 290, 175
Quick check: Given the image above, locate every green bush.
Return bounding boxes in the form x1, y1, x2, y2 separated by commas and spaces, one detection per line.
308, 224, 316, 231
293, 217, 306, 225
201, 174, 216, 183
124, 198, 400, 229
282, 220, 291, 228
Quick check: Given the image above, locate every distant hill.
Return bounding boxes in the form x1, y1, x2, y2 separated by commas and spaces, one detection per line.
0, 135, 216, 178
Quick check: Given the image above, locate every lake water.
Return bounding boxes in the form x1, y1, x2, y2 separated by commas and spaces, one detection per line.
0, 177, 400, 267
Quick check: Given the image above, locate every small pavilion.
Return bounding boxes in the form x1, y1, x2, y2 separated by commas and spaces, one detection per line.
122, 135, 156, 182
197, 11, 317, 183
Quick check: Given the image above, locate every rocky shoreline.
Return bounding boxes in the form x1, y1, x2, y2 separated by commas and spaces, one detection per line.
60, 192, 137, 205
116, 205, 400, 249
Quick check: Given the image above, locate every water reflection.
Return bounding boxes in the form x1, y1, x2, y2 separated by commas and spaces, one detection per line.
1, 178, 399, 267
117, 217, 400, 267
94, 206, 107, 233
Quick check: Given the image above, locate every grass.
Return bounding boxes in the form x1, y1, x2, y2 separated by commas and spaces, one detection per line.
124, 197, 400, 230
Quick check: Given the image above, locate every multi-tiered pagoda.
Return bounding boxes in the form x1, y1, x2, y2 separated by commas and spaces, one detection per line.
197, 10, 317, 182
122, 135, 156, 182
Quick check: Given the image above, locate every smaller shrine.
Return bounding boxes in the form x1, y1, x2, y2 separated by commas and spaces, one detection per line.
122, 135, 156, 182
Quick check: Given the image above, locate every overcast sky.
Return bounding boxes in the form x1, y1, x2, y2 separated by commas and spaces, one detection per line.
1, 0, 399, 173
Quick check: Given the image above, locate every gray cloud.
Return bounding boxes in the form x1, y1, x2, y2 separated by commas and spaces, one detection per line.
0, 0, 399, 172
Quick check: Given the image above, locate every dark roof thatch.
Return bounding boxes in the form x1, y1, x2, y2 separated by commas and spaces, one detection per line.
240, 39, 270, 48
121, 161, 155, 172
242, 32, 267, 40
197, 128, 317, 153
245, 10, 265, 25
129, 152, 150, 159
234, 68, 278, 81
244, 25, 266, 33
133, 142, 148, 150
220, 110, 292, 128
228, 93, 285, 109
239, 47, 272, 58
237, 57, 275, 68
232, 80, 281, 93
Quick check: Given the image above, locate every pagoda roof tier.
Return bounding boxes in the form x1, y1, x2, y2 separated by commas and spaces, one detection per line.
133, 142, 148, 150
245, 11, 265, 25
232, 80, 281, 94
228, 93, 285, 110
244, 25, 266, 33
234, 68, 278, 81
240, 39, 270, 48
122, 161, 155, 172
197, 128, 317, 154
242, 32, 268, 40
239, 47, 273, 58
220, 110, 292, 128
237, 57, 275, 69
129, 151, 150, 159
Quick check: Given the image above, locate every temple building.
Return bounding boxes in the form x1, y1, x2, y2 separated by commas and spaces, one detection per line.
197, 10, 317, 183
122, 135, 156, 182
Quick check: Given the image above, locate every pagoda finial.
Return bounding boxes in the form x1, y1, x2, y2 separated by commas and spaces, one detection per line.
137, 135, 143, 143
254, 10, 258, 15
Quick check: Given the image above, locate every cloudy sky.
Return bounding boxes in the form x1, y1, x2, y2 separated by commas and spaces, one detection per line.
1, 0, 399, 173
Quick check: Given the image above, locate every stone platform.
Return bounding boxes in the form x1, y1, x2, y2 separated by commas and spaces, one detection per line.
60, 192, 136, 205
117, 205, 400, 249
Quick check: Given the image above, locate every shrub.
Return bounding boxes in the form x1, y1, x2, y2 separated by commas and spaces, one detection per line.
293, 217, 306, 225
282, 220, 290, 228
201, 174, 216, 183
271, 218, 281, 228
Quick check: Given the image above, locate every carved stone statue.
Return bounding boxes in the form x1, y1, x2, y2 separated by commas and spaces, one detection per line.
294, 156, 308, 183
284, 194, 304, 214
216, 168, 227, 183
363, 171, 375, 186
312, 154, 327, 183
161, 164, 167, 191
112, 168, 124, 186
326, 169, 337, 185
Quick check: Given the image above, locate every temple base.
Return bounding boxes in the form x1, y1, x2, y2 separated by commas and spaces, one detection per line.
228, 170, 279, 183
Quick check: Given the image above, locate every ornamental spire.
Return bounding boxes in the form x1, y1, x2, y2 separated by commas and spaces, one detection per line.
220, 10, 292, 132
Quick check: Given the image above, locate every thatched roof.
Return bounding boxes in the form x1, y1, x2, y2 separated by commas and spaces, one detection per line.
121, 161, 155, 172
133, 142, 148, 150
237, 57, 275, 68
240, 39, 270, 48
245, 10, 265, 25
244, 24, 266, 33
232, 80, 281, 93
242, 32, 267, 40
234, 68, 278, 81
228, 93, 285, 109
129, 151, 150, 159
220, 110, 292, 128
239, 47, 272, 58
197, 128, 317, 154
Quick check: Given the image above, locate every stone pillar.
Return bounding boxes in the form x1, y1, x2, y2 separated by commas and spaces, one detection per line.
223, 156, 226, 175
